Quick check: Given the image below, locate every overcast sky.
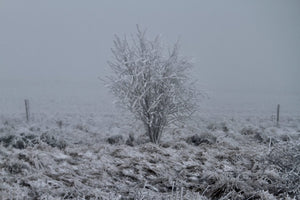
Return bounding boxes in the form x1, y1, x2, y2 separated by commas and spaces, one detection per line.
0, 1, 299, 112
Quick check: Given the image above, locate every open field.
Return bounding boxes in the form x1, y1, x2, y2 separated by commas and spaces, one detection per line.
1, 0, 300, 199
0, 109, 299, 199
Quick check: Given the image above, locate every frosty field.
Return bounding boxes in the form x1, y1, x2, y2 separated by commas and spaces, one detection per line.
1, 0, 300, 199
0, 95, 299, 199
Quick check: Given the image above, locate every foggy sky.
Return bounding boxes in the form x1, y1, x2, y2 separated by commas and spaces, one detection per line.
1, 1, 300, 109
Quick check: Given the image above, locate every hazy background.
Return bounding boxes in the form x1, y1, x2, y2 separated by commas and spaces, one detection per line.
0, 0, 299, 116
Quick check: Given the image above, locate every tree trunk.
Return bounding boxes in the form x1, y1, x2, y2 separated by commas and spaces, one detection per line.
144, 123, 161, 144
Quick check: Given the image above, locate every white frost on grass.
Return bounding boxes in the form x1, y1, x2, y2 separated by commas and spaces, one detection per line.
0, 112, 299, 199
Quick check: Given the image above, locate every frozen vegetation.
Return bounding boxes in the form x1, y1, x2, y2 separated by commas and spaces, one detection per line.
1, 27, 299, 198
107, 27, 200, 144
1, 1, 299, 199
0, 110, 299, 199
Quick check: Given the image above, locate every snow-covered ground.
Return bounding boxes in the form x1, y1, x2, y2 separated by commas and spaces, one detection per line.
0, 86, 299, 199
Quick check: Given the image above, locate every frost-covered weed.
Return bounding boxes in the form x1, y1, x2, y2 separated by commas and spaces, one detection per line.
263, 141, 300, 198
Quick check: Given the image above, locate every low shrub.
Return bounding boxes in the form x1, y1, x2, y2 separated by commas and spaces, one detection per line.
106, 135, 124, 145
0, 132, 66, 150
40, 132, 67, 149
186, 133, 216, 146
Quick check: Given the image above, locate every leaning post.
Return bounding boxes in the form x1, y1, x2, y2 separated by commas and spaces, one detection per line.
24, 99, 30, 122
276, 104, 280, 127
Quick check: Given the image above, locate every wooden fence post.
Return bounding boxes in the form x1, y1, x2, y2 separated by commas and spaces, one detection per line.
24, 99, 30, 122
276, 104, 280, 127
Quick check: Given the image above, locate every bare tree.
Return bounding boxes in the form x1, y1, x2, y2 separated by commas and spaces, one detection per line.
107, 26, 199, 144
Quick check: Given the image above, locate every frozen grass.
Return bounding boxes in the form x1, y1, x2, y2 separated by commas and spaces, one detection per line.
0, 113, 299, 199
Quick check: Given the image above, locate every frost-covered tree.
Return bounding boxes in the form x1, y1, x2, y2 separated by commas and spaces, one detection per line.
107, 26, 199, 144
